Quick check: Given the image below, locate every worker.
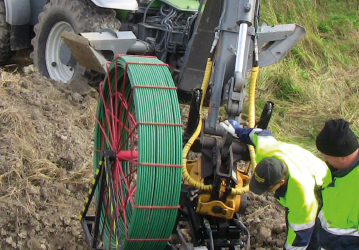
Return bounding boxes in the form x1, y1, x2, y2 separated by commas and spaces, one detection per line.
315, 119, 359, 249
220, 119, 331, 250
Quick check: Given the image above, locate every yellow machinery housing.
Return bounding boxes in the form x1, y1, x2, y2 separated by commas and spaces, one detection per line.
185, 158, 249, 219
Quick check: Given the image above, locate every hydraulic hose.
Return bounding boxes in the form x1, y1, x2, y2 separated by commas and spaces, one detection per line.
182, 58, 213, 191
231, 183, 249, 196
207, 230, 214, 250
204, 219, 214, 250
175, 227, 192, 250
234, 215, 251, 250
230, 66, 259, 196
248, 66, 259, 172
182, 59, 259, 195
182, 59, 259, 196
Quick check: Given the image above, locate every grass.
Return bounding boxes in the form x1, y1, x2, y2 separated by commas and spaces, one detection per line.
242, 0, 359, 154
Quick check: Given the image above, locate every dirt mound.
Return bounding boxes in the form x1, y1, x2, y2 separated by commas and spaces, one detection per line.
0, 65, 286, 250
243, 192, 286, 249
0, 66, 96, 250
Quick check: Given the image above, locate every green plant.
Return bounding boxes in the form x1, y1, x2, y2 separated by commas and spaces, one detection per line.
318, 21, 332, 33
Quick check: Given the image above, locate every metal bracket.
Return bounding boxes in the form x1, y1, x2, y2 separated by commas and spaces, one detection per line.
61, 31, 109, 74
225, 77, 245, 118
81, 30, 136, 56
61, 30, 137, 74
257, 23, 306, 67
78, 151, 123, 250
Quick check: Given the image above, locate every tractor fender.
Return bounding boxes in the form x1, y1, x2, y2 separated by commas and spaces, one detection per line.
90, 0, 138, 10
4, 0, 46, 25
4, 0, 31, 25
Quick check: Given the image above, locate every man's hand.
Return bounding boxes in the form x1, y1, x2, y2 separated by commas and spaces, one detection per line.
220, 119, 256, 145
220, 119, 240, 138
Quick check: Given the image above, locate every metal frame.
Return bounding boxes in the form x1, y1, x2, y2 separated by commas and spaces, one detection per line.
79, 151, 116, 250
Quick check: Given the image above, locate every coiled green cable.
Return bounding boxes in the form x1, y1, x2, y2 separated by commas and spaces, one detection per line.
93, 56, 182, 250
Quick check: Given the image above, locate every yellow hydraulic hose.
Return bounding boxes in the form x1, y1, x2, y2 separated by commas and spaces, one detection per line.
248, 66, 259, 171
182, 59, 260, 196
230, 66, 259, 195
182, 58, 213, 191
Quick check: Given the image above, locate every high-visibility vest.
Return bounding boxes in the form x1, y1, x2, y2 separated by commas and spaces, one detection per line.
319, 161, 359, 237
252, 133, 332, 249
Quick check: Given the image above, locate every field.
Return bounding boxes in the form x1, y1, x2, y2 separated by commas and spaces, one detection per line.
1, 1, 358, 249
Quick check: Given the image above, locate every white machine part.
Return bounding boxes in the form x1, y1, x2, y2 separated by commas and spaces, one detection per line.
90, 0, 138, 10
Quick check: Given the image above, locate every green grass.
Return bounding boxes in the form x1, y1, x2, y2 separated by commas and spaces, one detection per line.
243, 0, 359, 153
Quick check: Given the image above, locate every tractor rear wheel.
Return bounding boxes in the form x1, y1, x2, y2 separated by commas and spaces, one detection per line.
31, 0, 121, 84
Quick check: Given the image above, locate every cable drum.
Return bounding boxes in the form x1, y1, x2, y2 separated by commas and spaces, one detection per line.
94, 55, 183, 250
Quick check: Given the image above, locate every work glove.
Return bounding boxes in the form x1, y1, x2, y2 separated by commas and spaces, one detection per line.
220, 120, 240, 138
220, 119, 253, 144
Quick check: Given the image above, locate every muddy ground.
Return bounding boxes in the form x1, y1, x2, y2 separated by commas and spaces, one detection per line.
0, 54, 286, 250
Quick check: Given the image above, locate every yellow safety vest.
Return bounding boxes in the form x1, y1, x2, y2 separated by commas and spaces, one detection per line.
252, 134, 332, 249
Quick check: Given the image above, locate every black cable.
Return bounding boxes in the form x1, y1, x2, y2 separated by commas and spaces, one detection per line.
207, 230, 214, 250
203, 219, 214, 250
142, 0, 157, 23
144, 3, 197, 54
234, 215, 251, 250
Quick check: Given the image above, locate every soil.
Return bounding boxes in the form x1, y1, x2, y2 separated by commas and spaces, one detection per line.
0, 52, 286, 250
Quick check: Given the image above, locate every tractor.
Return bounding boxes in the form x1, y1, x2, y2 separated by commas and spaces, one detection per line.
1, 0, 305, 249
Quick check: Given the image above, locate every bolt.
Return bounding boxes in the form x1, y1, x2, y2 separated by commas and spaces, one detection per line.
190, 189, 199, 195
244, 3, 251, 12
51, 62, 57, 67
189, 193, 198, 201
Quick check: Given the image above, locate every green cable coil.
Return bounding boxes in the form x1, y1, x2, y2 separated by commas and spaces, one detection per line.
93, 56, 183, 250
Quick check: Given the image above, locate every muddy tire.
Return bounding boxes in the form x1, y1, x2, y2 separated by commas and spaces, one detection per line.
0, 0, 15, 65
31, 0, 121, 84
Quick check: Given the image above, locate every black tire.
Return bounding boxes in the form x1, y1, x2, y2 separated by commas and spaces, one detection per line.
31, 0, 121, 84
0, 0, 15, 65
